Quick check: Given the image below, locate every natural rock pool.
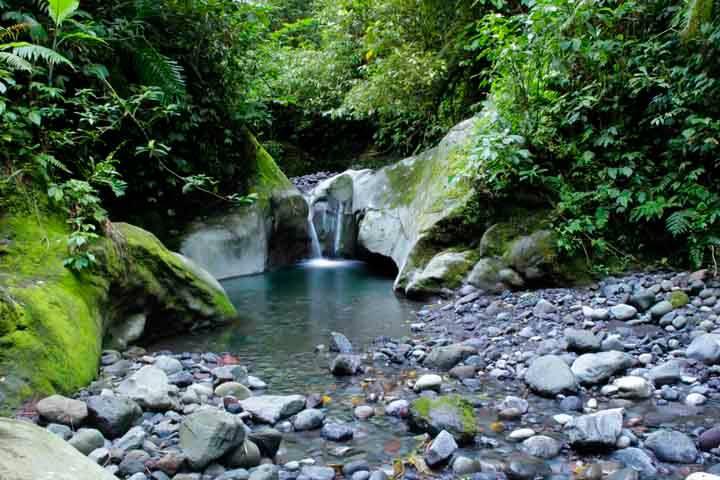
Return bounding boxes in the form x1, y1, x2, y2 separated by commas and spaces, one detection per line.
149, 260, 425, 465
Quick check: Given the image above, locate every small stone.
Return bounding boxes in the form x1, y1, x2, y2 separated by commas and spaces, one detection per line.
509, 428, 536, 441
385, 399, 410, 417
293, 409, 325, 431
699, 426, 720, 451
644, 429, 697, 463
69, 428, 106, 455
686, 393, 707, 406
650, 300, 674, 318
330, 354, 362, 376
215, 382, 252, 400
525, 355, 577, 396
330, 331, 353, 353
354, 405, 375, 420
414, 374, 442, 392
321, 423, 353, 442
611, 304, 638, 320
36, 395, 88, 426
425, 430, 457, 467
613, 376, 654, 399
522, 435, 561, 459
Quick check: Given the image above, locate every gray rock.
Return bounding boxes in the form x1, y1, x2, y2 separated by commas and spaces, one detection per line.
611, 304, 638, 321
225, 440, 261, 469
330, 354, 362, 376
239, 395, 306, 424
36, 395, 88, 426
644, 429, 697, 463
115, 426, 146, 451
46, 423, 72, 440
179, 409, 245, 469
293, 409, 325, 431
613, 376, 654, 399
117, 366, 172, 410
343, 460, 369, 477
607, 469, 639, 480
451, 456, 480, 475
522, 435, 562, 459
611, 448, 657, 479
648, 359, 687, 386
213, 365, 249, 384
217, 469, 250, 480
507, 454, 552, 480
414, 374, 442, 392
525, 355, 577, 396
385, 399, 410, 417
0, 418, 117, 480
425, 430, 457, 467
650, 300, 674, 318
533, 299, 557, 317
107, 312, 146, 350
248, 464, 278, 480
425, 343, 476, 370
571, 351, 633, 385
153, 355, 183, 375
215, 382, 252, 400
330, 332, 353, 353
565, 408, 624, 449
68, 428, 106, 455
299, 466, 336, 480
321, 422, 354, 441
248, 428, 282, 458
687, 334, 720, 364
119, 449, 150, 476
85, 395, 143, 439
565, 328, 601, 352
629, 290, 656, 312
699, 426, 720, 451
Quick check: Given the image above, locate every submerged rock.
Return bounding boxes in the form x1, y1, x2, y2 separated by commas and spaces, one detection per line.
330, 354, 362, 376
565, 409, 624, 449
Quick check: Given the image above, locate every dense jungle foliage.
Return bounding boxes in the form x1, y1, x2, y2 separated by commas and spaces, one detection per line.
0, 0, 718, 271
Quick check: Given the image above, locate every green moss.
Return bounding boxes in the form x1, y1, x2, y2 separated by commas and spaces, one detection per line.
0, 211, 236, 414
410, 394, 478, 443
245, 130, 293, 204
669, 290, 690, 308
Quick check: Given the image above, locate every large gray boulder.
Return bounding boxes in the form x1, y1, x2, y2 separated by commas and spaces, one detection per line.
525, 355, 577, 396
0, 418, 118, 480
239, 395, 306, 424
571, 351, 633, 385
179, 409, 245, 469
117, 366, 172, 410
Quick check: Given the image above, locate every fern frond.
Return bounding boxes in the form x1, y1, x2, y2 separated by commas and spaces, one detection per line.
666, 210, 693, 236
3, 41, 74, 68
134, 45, 185, 101
0, 51, 32, 72
133, 0, 161, 19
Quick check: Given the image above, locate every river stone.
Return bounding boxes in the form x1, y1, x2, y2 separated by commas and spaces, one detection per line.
565, 408, 624, 449
46, 423, 72, 440
466, 257, 508, 292
68, 428, 106, 455
629, 290, 657, 312
506, 230, 557, 281
506, 454, 552, 480
117, 366, 172, 410
293, 409, 325, 431
248, 428, 282, 458
610, 448, 658, 479
385, 399, 410, 417
611, 304, 638, 321
613, 376, 654, 399
239, 395, 306, 424
85, 395, 143, 438
330, 332, 353, 353
648, 359, 686, 387
522, 435, 562, 459
153, 356, 183, 375
215, 382, 252, 400
179, 409, 245, 469
36, 395, 88, 426
525, 355, 577, 396
115, 426, 146, 451
248, 464, 279, 480
650, 300, 674, 318
321, 422, 354, 441
330, 354, 362, 376
213, 366, 249, 384
224, 440, 261, 469
118, 449, 150, 476
408, 395, 477, 444
425, 430, 457, 467
0, 418, 118, 480
414, 374, 443, 392
425, 343, 476, 370
571, 351, 633, 385
699, 426, 720, 451
565, 328, 601, 352
300, 466, 335, 480
645, 429, 697, 463
687, 334, 720, 364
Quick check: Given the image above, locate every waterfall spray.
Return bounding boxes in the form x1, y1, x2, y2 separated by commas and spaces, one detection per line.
307, 198, 323, 258
333, 204, 343, 258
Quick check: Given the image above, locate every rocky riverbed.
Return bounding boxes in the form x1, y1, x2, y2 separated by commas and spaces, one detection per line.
14, 269, 720, 480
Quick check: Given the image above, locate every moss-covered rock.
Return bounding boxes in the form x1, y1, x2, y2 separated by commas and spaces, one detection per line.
408, 394, 478, 444
0, 212, 235, 414
405, 250, 478, 298
180, 130, 308, 278
669, 291, 690, 309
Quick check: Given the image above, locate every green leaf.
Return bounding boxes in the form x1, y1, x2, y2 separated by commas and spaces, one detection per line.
47, 0, 80, 27
28, 110, 42, 126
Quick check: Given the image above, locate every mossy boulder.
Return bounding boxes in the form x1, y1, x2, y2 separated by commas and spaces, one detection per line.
669, 291, 690, 309
408, 394, 478, 444
405, 250, 478, 298
0, 212, 235, 414
180, 130, 308, 278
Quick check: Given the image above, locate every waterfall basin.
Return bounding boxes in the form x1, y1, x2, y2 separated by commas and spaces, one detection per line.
149, 260, 424, 465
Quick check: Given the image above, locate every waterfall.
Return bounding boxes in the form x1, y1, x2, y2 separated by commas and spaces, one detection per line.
307, 198, 323, 258
333, 205, 343, 258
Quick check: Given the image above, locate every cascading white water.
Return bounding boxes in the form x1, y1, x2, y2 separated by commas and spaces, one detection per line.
333, 204, 343, 258
305, 196, 323, 258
